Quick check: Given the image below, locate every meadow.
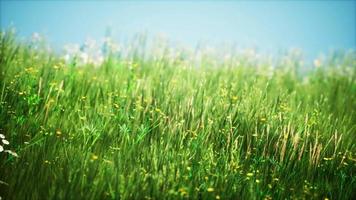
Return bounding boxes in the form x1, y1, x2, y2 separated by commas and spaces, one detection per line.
0, 30, 355, 199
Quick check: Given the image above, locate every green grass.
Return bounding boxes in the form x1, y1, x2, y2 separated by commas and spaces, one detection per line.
0, 30, 355, 200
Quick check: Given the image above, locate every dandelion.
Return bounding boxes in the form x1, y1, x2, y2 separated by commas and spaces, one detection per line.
207, 187, 214, 192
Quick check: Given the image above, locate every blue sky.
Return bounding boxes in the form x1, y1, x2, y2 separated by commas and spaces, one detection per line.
1, 0, 355, 58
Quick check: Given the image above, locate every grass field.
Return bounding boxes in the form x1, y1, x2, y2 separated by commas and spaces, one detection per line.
0, 30, 355, 200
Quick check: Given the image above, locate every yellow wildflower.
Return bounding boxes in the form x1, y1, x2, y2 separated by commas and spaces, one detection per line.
91, 154, 98, 161
323, 157, 333, 161
246, 172, 254, 177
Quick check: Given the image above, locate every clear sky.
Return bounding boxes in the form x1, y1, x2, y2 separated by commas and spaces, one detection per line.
1, 0, 355, 58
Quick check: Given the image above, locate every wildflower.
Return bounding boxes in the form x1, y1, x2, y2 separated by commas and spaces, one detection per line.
1, 139, 9, 145
0, 145, 3, 152
264, 195, 272, 200
4, 150, 18, 157
178, 188, 187, 196
323, 157, 333, 161
207, 188, 214, 192
246, 172, 254, 177
79, 52, 89, 64
44, 160, 51, 164
56, 130, 62, 137
216, 195, 220, 199
256, 179, 260, 183
91, 154, 98, 161
0, 134, 4, 139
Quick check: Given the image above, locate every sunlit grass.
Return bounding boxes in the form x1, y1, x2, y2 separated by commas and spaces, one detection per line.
0, 30, 355, 199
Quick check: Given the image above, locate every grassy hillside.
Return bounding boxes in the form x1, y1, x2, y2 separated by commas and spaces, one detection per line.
0, 30, 355, 199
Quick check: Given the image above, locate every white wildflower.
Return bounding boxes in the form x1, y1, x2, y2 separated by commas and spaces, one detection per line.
79, 52, 89, 64
2, 139, 9, 145
0, 134, 4, 139
0, 145, 3, 152
4, 150, 19, 157
92, 54, 104, 67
